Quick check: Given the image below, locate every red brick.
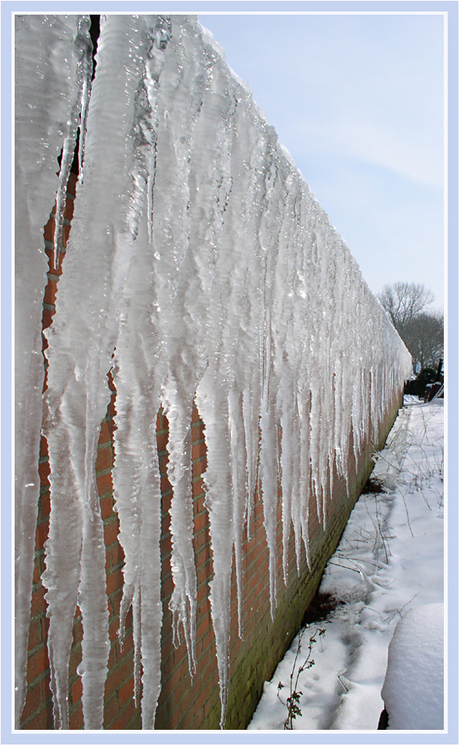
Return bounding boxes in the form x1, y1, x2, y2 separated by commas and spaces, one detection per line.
193, 458, 207, 478
197, 563, 212, 587
178, 682, 196, 720
30, 586, 46, 617
32, 561, 41, 585
41, 673, 52, 698
193, 511, 208, 534
69, 702, 83, 729
22, 706, 53, 730
27, 618, 42, 651
38, 459, 50, 485
62, 224, 71, 245
194, 492, 206, 513
161, 534, 172, 557
105, 657, 134, 695
156, 431, 169, 453
110, 539, 125, 567
35, 519, 49, 550
63, 190, 76, 209
194, 528, 208, 551
160, 474, 171, 494
119, 628, 134, 656
43, 216, 55, 243
41, 306, 55, 330
192, 441, 206, 460
96, 445, 112, 472
41, 615, 50, 640
103, 692, 118, 726
39, 436, 49, 457
161, 573, 173, 600
119, 676, 134, 708
192, 674, 214, 715
104, 518, 119, 547
109, 697, 136, 729
39, 492, 50, 519
68, 643, 82, 679
106, 568, 123, 596
97, 471, 113, 498
196, 615, 212, 642
72, 615, 83, 644
109, 588, 123, 617
107, 643, 116, 670
98, 421, 113, 445
27, 645, 49, 682
22, 681, 42, 718
195, 544, 211, 571
43, 280, 58, 307
108, 617, 120, 644
100, 495, 114, 521
71, 676, 82, 705
192, 478, 206, 498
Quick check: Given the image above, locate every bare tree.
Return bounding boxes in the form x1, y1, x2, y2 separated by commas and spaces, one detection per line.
403, 312, 444, 371
378, 282, 443, 373
378, 282, 435, 335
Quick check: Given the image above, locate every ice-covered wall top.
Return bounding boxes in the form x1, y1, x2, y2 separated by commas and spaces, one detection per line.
15, 14, 412, 730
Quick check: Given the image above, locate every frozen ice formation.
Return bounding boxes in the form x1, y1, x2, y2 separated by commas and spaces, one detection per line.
15, 13, 412, 730
14, 14, 93, 728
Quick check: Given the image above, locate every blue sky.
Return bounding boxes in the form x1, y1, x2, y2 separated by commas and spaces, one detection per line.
198, 11, 446, 310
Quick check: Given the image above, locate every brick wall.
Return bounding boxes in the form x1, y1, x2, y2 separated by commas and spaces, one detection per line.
18, 175, 403, 730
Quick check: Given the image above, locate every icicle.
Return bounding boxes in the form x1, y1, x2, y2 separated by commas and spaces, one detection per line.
290, 395, 303, 576
166, 26, 248, 725
128, 16, 171, 240
298, 390, 312, 571
149, 15, 210, 680
78, 498, 110, 729
309, 379, 323, 525
109, 29, 172, 724
41, 420, 84, 730
162, 380, 197, 676
108, 28, 171, 725
259, 382, 279, 618
132, 587, 142, 708
228, 385, 247, 638
195, 376, 234, 729
53, 16, 93, 270
78, 43, 92, 179
278, 378, 294, 585
14, 14, 92, 728
42, 14, 154, 730
111, 210, 164, 728
242, 387, 259, 533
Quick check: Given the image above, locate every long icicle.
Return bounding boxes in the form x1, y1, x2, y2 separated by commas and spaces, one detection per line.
14, 14, 91, 728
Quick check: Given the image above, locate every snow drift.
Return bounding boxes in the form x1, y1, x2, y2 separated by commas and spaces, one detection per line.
14, 14, 412, 729
382, 603, 444, 730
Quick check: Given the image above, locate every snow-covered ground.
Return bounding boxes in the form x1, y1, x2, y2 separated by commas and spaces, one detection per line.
248, 395, 444, 731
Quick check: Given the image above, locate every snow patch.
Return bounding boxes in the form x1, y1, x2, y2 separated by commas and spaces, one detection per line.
249, 398, 444, 731
381, 602, 444, 730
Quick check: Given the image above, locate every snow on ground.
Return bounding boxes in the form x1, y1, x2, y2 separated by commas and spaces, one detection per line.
381, 602, 444, 730
248, 395, 444, 731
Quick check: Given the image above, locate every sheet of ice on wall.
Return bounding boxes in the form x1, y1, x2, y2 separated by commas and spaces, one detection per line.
15, 13, 412, 730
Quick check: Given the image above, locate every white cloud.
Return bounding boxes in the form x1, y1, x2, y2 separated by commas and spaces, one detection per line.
292, 111, 444, 188
265, 16, 445, 189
